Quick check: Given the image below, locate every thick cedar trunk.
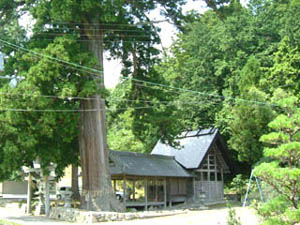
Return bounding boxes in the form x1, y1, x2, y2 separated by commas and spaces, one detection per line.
79, 18, 122, 211
71, 164, 80, 201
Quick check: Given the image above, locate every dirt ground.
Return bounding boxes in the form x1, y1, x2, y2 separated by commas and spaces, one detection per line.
102, 207, 260, 225
0, 205, 260, 225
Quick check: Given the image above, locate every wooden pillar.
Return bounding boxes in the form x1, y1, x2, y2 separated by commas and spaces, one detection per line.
155, 179, 158, 201
214, 152, 218, 201
145, 178, 148, 211
123, 176, 127, 205
44, 176, 50, 217
214, 152, 217, 182
113, 179, 116, 192
193, 177, 196, 201
169, 179, 174, 207
221, 168, 224, 199
26, 173, 32, 214
133, 180, 136, 201
200, 171, 203, 197
221, 168, 224, 182
207, 155, 211, 201
163, 178, 167, 208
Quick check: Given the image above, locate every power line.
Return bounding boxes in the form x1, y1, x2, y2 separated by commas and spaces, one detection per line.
123, 77, 279, 108
0, 92, 95, 100
0, 39, 278, 109
47, 20, 170, 27
37, 27, 154, 33
123, 82, 268, 109
0, 106, 158, 113
0, 40, 106, 77
0, 38, 103, 75
0, 108, 97, 112
0, 90, 220, 108
34, 30, 156, 36
0, 88, 274, 114
2, 43, 103, 77
44, 19, 196, 31
34, 33, 156, 39
32, 38, 158, 43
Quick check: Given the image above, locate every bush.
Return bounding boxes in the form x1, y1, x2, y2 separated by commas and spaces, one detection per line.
253, 196, 300, 225
230, 174, 248, 201
226, 203, 242, 225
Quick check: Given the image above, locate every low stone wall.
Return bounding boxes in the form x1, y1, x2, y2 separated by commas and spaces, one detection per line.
49, 207, 187, 224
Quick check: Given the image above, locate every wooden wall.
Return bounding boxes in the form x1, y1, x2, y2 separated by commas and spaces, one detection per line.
193, 143, 225, 203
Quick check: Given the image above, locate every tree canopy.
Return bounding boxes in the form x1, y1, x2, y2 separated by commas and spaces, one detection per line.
0, 0, 300, 216
0, 0, 189, 211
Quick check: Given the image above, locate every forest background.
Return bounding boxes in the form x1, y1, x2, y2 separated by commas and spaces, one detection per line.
0, 0, 299, 223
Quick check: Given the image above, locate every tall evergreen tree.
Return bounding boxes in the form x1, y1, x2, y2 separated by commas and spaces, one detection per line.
254, 89, 300, 225
0, 0, 187, 211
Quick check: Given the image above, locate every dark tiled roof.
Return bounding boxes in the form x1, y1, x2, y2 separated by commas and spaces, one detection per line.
151, 128, 218, 169
109, 150, 192, 178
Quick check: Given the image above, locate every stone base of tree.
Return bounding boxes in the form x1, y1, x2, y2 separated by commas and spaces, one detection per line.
49, 207, 187, 223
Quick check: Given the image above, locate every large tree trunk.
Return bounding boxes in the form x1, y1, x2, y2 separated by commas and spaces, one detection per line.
79, 18, 122, 211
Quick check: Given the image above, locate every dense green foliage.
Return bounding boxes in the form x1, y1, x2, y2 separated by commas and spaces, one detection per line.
254, 90, 300, 225
229, 174, 248, 200
0, 0, 188, 180
117, 0, 300, 165
0, 0, 300, 218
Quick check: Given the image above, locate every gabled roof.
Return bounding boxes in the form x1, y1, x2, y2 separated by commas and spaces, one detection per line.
151, 128, 220, 169
109, 150, 192, 178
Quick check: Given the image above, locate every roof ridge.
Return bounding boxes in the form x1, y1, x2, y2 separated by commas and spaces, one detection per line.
177, 127, 218, 139
110, 150, 175, 160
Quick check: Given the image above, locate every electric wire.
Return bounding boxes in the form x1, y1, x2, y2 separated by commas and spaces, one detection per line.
47, 20, 171, 27
33, 33, 155, 38
31, 38, 158, 43
36, 27, 155, 33
122, 77, 279, 108
0, 40, 104, 77
0, 38, 103, 75
0, 106, 159, 113
0, 39, 279, 109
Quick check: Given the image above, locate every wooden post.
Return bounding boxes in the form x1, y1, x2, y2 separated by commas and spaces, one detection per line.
123, 176, 127, 205
44, 176, 50, 217
133, 180, 136, 201
221, 168, 224, 182
214, 152, 217, 182
169, 179, 172, 207
207, 155, 211, 201
113, 179, 116, 192
221, 168, 224, 199
163, 178, 167, 209
26, 173, 32, 214
214, 151, 218, 201
145, 178, 148, 211
193, 177, 196, 201
155, 179, 158, 201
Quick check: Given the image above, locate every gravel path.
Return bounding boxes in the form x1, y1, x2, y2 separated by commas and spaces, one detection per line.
0, 206, 260, 225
